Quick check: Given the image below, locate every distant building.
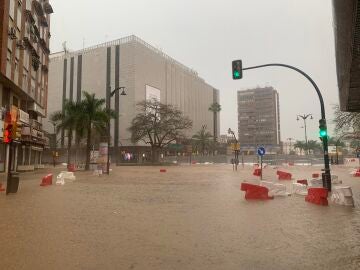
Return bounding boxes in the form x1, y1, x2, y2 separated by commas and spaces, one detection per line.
237, 87, 281, 154
0, 0, 54, 171
45, 35, 220, 159
218, 134, 233, 144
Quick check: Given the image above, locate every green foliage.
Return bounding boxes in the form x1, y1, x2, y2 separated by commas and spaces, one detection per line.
208, 102, 221, 113
50, 91, 115, 170
128, 100, 193, 161
192, 125, 213, 155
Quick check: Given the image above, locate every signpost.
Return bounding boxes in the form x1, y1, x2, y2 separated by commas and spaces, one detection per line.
257, 146, 266, 180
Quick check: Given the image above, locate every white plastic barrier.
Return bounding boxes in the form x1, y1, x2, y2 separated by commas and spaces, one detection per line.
56, 172, 76, 185
330, 186, 354, 207
93, 169, 103, 176
309, 178, 323, 187
292, 183, 308, 196
260, 181, 289, 197
331, 175, 342, 185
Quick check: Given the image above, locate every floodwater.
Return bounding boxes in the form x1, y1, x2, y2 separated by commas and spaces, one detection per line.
1, 164, 360, 270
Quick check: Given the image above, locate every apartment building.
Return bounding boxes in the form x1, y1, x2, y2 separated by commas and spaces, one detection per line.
237, 87, 281, 154
0, 0, 53, 171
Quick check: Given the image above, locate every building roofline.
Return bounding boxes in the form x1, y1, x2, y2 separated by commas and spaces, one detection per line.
50, 35, 201, 77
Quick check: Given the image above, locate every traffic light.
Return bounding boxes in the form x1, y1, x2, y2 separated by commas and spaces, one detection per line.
319, 119, 328, 139
232, 60, 243, 80
12, 121, 22, 140
3, 121, 13, 144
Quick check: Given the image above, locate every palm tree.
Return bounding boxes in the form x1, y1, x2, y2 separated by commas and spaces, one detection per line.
50, 100, 83, 165
77, 92, 115, 170
294, 140, 306, 155
192, 125, 213, 155
208, 102, 221, 143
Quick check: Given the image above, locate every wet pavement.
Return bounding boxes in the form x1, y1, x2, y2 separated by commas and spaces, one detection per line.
1, 164, 360, 270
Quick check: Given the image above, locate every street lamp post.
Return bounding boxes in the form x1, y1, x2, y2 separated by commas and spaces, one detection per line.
297, 114, 313, 155
106, 86, 126, 175
228, 128, 240, 170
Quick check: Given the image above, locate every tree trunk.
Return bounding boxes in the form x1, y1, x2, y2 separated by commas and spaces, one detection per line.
213, 112, 217, 156
85, 126, 92, 170
67, 129, 72, 165
151, 145, 160, 163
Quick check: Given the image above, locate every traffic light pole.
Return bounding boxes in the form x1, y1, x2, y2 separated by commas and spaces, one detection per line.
6, 143, 12, 195
242, 63, 332, 191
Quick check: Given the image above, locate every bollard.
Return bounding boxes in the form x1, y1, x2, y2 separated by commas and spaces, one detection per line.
0, 183, 5, 192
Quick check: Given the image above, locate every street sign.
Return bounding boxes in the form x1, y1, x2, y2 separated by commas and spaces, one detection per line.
257, 146, 266, 156
231, 143, 240, 151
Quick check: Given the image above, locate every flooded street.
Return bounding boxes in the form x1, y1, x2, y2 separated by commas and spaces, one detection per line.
1, 164, 360, 270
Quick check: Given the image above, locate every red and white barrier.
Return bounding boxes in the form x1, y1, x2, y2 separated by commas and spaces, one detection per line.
277, 170, 292, 180
292, 183, 308, 196
330, 186, 354, 207
260, 181, 289, 197
241, 183, 273, 200
305, 188, 328, 206
40, 174, 53, 187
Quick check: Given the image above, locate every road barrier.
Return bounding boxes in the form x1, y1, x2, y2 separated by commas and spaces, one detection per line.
40, 174, 53, 187
312, 173, 320, 178
160, 169, 167, 173
330, 186, 354, 206
305, 188, 328, 206
277, 171, 292, 180
260, 181, 288, 197
292, 183, 308, 196
297, 179, 308, 186
253, 168, 262, 177
241, 183, 273, 200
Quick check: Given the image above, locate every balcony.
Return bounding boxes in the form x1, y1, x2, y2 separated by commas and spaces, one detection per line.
43, 1, 54, 14
33, 0, 44, 17
28, 102, 45, 117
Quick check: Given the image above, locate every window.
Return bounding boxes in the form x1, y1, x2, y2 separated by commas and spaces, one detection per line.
16, 1, 22, 30
9, 0, 15, 20
12, 96, 19, 107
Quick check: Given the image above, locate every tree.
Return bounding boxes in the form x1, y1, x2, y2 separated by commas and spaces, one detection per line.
333, 104, 360, 134
50, 92, 114, 170
128, 100, 193, 162
306, 140, 322, 154
208, 102, 221, 143
50, 100, 83, 165
294, 140, 306, 155
192, 125, 213, 155
78, 92, 115, 170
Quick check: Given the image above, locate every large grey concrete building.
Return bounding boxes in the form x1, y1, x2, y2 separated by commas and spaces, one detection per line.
332, 0, 360, 112
237, 87, 281, 154
45, 35, 220, 156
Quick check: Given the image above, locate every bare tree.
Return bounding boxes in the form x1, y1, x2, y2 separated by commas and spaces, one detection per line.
333, 104, 360, 133
128, 100, 193, 162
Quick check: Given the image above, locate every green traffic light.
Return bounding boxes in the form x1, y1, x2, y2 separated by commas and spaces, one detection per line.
234, 70, 240, 78
319, 130, 327, 137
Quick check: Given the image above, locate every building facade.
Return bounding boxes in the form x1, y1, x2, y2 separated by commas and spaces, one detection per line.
45, 35, 220, 160
0, 0, 53, 171
237, 87, 281, 154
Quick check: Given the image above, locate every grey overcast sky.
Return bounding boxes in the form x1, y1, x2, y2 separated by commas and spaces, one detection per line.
50, 0, 338, 142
